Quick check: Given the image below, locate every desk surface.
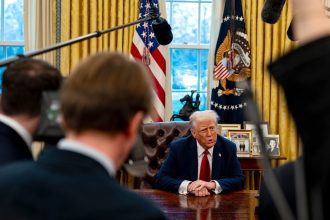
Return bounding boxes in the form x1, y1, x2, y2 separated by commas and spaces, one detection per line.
238, 155, 287, 160
239, 156, 287, 171
136, 189, 259, 220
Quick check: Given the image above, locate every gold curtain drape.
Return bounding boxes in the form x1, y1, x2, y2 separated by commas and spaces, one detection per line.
52, 0, 139, 76
52, 0, 139, 187
242, 0, 300, 163
25, 0, 54, 64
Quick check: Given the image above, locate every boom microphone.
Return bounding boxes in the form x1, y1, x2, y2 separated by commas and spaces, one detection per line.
261, 0, 286, 24
0, 3, 171, 68
150, 0, 173, 45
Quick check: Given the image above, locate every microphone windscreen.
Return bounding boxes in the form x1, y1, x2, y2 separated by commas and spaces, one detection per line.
152, 18, 173, 45
261, 0, 286, 24
287, 17, 298, 41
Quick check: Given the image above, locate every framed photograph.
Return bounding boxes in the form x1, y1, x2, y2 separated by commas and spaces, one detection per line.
217, 124, 241, 137
227, 130, 252, 155
243, 121, 269, 155
243, 121, 269, 137
263, 135, 280, 156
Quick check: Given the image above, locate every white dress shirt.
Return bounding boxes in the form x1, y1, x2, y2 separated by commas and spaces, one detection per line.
58, 139, 116, 177
178, 140, 222, 195
0, 114, 32, 150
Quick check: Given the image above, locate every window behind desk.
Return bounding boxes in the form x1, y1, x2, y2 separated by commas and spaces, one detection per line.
166, 0, 212, 117
0, 0, 24, 91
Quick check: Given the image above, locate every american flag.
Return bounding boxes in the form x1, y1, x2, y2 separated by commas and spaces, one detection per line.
130, 0, 167, 122
214, 60, 230, 80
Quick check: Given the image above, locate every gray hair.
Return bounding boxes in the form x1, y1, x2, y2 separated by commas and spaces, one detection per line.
189, 110, 219, 129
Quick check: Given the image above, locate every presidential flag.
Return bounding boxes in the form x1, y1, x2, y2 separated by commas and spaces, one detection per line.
210, 0, 251, 124
130, 0, 167, 122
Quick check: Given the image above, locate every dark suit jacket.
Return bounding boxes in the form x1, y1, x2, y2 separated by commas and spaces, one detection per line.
154, 135, 244, 193
0, 121, 32, 166
0, 148, 166, 220
268, 36, 330, 219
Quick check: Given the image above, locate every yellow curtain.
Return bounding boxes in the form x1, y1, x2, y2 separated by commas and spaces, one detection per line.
52, 0, 139, 187
242, 0, 300, 162
52, 0, 139, 76
25, 0, 54, 64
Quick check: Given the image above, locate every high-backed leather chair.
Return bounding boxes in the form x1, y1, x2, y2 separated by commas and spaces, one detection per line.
140, 121, 191, 188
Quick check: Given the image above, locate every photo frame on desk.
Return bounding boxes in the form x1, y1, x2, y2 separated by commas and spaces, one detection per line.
243, 121, 269, 136
228, 130, 252, 156
251, 144, 261, 156
217, 124, 241, 138
264, 134, 280, 156
243, 121, 269, 155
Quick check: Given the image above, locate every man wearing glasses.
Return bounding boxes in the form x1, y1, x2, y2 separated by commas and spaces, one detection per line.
155, 110, 244, 196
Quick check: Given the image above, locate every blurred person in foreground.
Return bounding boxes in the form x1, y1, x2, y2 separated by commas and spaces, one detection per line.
155, 110, 244, 196
0, 52, 166, 220
0, 58, 62, 166
260, 0, 330, 219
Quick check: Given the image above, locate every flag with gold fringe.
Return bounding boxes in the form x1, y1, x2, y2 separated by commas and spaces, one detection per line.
210, 0, 251, 124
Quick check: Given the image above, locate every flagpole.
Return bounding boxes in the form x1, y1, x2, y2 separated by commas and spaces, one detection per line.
0, 16, 153, 68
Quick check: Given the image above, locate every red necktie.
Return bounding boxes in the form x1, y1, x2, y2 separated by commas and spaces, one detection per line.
200, 150, 210, 181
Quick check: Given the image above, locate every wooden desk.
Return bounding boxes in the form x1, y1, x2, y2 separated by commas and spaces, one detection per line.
239, 155, 287, 170
136, 189, 259, 220
239, 156, 287, 190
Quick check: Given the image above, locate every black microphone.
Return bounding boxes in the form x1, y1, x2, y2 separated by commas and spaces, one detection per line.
149, 0, 173, 45
152, 18, 173, 45
261, 0, 286, 24
287, 16, 298, 41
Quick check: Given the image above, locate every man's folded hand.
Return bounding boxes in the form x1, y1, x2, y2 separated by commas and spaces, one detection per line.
188, 180, 217, 196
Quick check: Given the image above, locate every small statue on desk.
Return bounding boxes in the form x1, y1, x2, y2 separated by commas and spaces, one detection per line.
170, 90, 200, 121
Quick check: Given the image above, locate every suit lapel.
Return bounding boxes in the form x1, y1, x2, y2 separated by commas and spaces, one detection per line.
212, 137, 223, 179
188, 138, 198, 180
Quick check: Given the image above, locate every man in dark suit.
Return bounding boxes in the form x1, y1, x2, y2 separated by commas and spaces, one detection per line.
0, 53, 166, 220
0, 58, 62, 166
259, 0, 330, 218
155, 110, 244, 196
